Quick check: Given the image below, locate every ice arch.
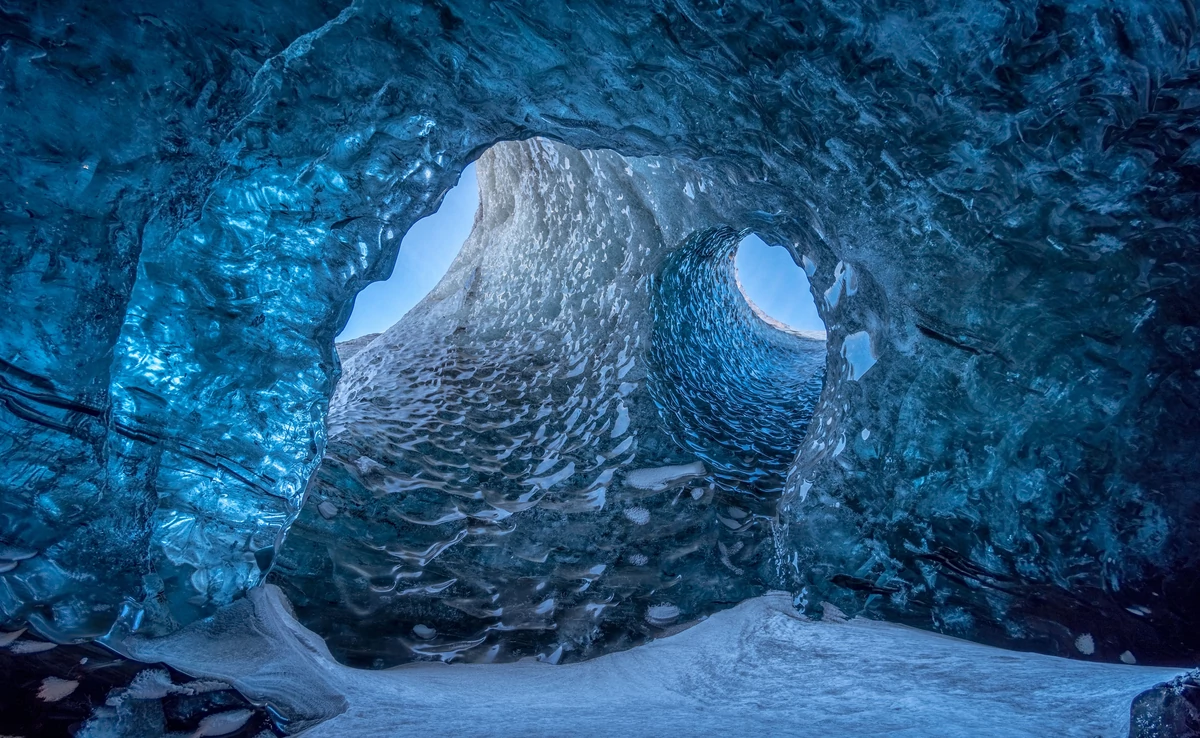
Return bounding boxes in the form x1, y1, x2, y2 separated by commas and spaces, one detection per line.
0, 0, 1196, 679
648, 226, 825, 494
274, 140, 826, 666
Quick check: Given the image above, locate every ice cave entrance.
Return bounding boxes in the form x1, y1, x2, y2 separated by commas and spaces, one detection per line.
734, 234, 825, 338
337, 162, 479, 340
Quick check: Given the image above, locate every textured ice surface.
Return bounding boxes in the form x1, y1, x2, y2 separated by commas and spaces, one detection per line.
0, 0, 1198, 672
274, 140, 826, 666
333, 333, 382, 364
131, 584, 1186, 738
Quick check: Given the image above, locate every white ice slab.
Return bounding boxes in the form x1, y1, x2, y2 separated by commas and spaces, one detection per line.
623, 461, 707, 491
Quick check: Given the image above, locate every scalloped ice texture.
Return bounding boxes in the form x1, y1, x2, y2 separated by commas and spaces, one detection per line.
273, 140, 826, 667
0, 0, 1197, 675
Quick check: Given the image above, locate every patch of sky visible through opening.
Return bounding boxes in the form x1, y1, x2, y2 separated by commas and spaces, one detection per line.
735, 234, 825, 337
338, 162, 479, 340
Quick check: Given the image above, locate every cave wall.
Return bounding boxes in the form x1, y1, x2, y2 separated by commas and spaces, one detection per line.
0, 0, 1196, 665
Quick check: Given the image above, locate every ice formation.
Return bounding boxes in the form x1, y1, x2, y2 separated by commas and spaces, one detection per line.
276, 140, 826, 666
1, 0, 1198, 734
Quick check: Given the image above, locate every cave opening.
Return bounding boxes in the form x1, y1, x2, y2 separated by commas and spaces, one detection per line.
336, 161, 480, 345
286, 140, 833, 670
646, 225, 826, 498
734, 233, 825, 339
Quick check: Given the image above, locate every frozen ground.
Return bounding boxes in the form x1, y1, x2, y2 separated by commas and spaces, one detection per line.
311, 600, 1181, 738
124, 586, 1187, 738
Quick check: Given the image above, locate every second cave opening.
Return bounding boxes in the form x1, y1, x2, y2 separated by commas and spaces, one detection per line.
734, 233, 825, 338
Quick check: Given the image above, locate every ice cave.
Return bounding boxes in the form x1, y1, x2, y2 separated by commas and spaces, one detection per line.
1, 2, 1198, 736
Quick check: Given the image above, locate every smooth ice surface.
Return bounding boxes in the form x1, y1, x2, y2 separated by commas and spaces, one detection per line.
338, 163, 479, 341
624, 462, 708, 491
842, 331, 878, 381
131, 585, 1185, 738
735, 234, 826, 335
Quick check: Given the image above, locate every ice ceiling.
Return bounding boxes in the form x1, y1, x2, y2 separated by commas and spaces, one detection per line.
1, 0, 1198, 692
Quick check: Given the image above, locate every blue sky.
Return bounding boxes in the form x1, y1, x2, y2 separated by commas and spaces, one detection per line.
337, 162, 479, 340
734, 234, 825, 334
339, 164, 823, 339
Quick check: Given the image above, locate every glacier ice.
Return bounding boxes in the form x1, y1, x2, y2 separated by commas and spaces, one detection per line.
0, 0, 1198, 732
274, 140, 827, 666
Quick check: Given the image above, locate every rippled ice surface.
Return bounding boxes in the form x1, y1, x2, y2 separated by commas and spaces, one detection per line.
273, 140, 826, 667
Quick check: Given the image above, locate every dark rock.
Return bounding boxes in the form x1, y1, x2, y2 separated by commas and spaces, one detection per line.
0, 635, 280, 738
1130, 671, 1200, 738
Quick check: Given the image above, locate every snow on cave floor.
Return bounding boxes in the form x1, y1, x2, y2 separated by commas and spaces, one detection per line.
287, 592, 1181, 737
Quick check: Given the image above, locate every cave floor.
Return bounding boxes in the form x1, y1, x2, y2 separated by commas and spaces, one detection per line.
298, 593, 1181, 737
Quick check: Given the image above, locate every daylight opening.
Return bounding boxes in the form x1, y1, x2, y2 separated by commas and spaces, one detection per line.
734, 234, 825, 338
337, 162, 480, 341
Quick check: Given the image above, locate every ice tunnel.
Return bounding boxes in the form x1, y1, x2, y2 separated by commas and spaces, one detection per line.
274, 141, 829, 667
1, 1, 1198, 735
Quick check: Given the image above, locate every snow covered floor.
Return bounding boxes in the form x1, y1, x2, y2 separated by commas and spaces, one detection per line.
120, 585, 1186, 737
296, 593, 1181, 737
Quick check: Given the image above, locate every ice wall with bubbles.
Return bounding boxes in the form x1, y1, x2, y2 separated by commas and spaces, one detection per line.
0, 0, 1197, 674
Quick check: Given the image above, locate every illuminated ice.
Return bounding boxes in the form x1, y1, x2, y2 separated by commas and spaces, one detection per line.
1, 1, 1197, 733
275, 140, 827, 666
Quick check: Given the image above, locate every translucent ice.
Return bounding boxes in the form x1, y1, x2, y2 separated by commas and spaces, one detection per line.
841, 331, 877, 381
274, 140, 826, 666
0, 0, 1196, 677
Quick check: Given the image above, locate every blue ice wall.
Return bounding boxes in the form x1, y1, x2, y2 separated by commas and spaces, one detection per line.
0, 0, 1197, 669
